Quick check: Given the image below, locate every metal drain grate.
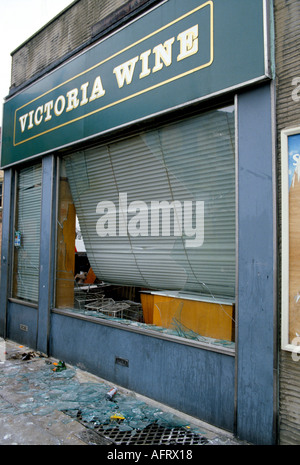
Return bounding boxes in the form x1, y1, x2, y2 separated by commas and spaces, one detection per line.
62, 408, 210, 445
77, 419, 209, 445
101, 423, 209, 445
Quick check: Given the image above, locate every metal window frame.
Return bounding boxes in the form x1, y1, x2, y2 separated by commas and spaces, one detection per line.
52, 98, 237, 357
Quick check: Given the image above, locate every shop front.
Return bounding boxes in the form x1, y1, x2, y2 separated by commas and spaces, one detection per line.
0, 0, 277, 444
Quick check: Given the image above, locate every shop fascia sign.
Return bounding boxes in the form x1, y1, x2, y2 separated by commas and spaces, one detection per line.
18, 23, 202, 136
1, 0, 270, 167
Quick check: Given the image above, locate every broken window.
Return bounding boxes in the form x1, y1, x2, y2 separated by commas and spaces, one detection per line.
55, 106, 236, 348
12, 164, 42, 303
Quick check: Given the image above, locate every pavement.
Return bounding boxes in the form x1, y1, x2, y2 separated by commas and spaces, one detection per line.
0, 338, 249, 450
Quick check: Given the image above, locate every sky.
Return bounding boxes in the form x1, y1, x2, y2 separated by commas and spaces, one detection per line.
0, 0, 75, 125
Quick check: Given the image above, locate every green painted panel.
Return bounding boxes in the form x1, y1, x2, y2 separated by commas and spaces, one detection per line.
1, 0, 268, 167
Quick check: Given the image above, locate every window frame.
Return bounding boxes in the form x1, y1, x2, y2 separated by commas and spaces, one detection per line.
281, 127, 300, 353
52, 102, 237, 355
10, 164, 42, 306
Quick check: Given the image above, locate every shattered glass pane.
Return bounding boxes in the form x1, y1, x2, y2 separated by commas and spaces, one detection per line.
0, 353, 201, 441
0, 341, 244, 445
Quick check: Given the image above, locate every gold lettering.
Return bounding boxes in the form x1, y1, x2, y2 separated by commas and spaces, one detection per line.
44, 101, 53, 121
80, 82, 89, 106
17, 21, 203, 137
34, 106, 43, 126
66, 88, 79, 112
139, 50, 151, 79
28, 110, 34, 129
54, 95, 66, 116
19, 114, 28, 133
152, 37, 175, 73
177, 25, 199, 61
113, 57, 139, 88
89, 76, 106, 101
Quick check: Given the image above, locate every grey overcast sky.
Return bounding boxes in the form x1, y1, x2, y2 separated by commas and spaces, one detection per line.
0, 0, 75, 125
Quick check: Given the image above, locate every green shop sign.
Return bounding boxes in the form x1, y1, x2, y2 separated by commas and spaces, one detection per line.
1, 0, 271, 167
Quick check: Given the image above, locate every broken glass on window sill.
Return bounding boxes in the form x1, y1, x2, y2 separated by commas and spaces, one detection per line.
56, 305, 235, 351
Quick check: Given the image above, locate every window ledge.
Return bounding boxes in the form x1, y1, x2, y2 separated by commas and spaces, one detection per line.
51, 307, 236, 357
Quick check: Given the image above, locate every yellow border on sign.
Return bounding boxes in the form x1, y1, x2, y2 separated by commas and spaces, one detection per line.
13, 1, 214, 147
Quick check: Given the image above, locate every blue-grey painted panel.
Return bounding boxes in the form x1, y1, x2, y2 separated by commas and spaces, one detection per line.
37, 155, 55, 354
50, 312, 236, 431
0, 169, 14, 338
6, 301, 38, 348
237, 83, 275, 444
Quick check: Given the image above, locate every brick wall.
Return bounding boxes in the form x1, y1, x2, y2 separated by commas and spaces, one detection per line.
275, 0, 300, 445
10, 0, 129, 90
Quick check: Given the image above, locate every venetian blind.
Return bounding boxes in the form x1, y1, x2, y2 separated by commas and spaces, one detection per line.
13, 164, 42, 303
65, 106, 235, 299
